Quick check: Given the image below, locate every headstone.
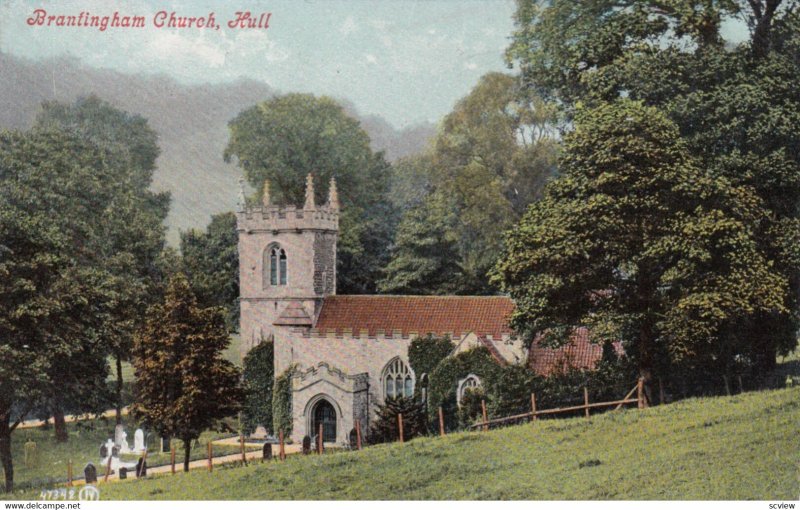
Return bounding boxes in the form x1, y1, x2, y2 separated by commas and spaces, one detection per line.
134, 429, 145, 452
118, 467, 127, 480
114, 424, 125, 447
24, 440, 37, 467
111, 445, 120, 458
349, 428, 358, 449
161, 437, 171, 453
302, 435, 311, 455
119, 430, 130, 453
99, 443, 108, 459
135, 457, 147, 478
84, 463, 97, 484
253, 426, 268, 439
103, 439, 115, 459
262, 443, 272, 461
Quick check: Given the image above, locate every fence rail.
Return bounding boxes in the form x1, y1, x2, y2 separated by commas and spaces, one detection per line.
466, 380, 643, 430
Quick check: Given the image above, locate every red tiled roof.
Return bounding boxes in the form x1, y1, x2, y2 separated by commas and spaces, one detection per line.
528, 328, 622, 376
315, 295, 515, 337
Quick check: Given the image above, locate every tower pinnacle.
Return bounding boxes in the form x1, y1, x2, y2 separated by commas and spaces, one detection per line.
262, 179, 271, 207
304, 173, 315, 210
327, 176, 339, 210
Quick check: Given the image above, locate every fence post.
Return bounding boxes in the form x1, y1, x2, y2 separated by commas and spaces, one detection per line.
104, 454, 113, 482
723, 375, 731, 396
584, 387, 590, 418
67, 460, 73, 487
355, 419, 362, 450
207, 442, 213, 472
480, 400, 489, 432
438, 407, 445, 437
637, 378, 644, 409
398, 413, 404, 443
318, 424, 324, 454
531, 393, 537, 421
170, 443, 176, 474
279, 430, 286, 460
738, 375, 744, 394
240, 434, 246, 464
659, 379, 665, 405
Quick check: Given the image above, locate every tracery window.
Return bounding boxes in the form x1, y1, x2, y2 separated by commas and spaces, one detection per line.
382, 357, 414, 400
457, 374, 482, 405
265, 244, 287, 286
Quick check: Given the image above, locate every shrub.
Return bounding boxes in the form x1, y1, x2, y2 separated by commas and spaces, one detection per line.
242, 341, 274, 435
368, 397, 427, 444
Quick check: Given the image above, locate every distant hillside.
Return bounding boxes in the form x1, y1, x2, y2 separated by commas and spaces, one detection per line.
0, 52, 435, 244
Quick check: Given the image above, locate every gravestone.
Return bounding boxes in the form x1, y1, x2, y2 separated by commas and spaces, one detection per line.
134, 429, 145, 452
111, 445, 120, 458
99, 443, 108, 459
84, 463, 97, 484
135, 457, 147, 478
349, 428, 358, 450
302, 435, 311, 455
118, 467, 127, 480
262, 443, 272, 461
114, 424, 125, 446
161, 436, 171, 453
24, 440, 37, 467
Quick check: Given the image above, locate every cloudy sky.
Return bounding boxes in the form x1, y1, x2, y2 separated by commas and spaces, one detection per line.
0, 0, 518, 128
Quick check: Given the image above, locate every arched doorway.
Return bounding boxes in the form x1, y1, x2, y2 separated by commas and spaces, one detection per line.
312, 399, 337, 443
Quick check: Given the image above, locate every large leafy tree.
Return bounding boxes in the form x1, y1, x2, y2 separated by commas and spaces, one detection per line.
0, 129, 118, 492
131, 273, 242, 472
379, 73, 558, 295
493, 100, 786, 395
180, 212, 239, 330
506, 0, 800, 370
224, 94, 397, 294
34, 96, 169, 426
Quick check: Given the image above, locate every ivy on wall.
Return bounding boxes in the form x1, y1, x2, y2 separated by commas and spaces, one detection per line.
242, 341, 274, 435
272, 364, 296, 438
408, 334, 454, 398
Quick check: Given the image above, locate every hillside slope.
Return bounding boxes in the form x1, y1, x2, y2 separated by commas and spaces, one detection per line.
0, 52, 435, 243
81, 387, 799, 500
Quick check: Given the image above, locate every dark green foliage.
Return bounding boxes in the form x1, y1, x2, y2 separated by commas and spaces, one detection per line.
241, 341, 274, 436
380, 73, 558, 295
506, 0, 800, 381
271, 366, 296, 438
494, 100, 786, 393
180, 212, 239, 331
224, 93, 398, 294
456, 388, 487, 428
484, 364, 539, 419
407, 334, 454, 393
131, 273, 243, 472
368, 397, 427, 444
427, 347, 502, 430
0, 128, 126, 491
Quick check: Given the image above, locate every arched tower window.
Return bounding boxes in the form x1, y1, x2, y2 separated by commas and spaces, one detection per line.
265, 244, 288, 287
457, 374, 482, 405
382, 357, 414, 400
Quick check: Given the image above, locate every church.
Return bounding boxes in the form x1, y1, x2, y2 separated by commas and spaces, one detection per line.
237, 175, 606, 445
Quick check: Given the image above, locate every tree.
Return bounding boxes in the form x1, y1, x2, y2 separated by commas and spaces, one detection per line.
493, 100, 786, 395
131, 273, 242, 472
0, 129, 119, 492
506, 0, 800, 372
224, 93, 397, 294
241, 340, 274, 436
180, 212, 239, 330
380, 73, 558, 295
368, 397, 427, 444
34, 95, 169, 427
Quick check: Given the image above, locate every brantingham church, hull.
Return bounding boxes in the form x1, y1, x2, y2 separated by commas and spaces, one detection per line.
237, 174, 606, 445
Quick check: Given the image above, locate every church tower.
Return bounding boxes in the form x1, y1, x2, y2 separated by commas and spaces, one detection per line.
237, 174, 339, 357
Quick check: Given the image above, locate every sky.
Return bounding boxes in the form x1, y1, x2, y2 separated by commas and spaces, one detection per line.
0, 0, 518, 129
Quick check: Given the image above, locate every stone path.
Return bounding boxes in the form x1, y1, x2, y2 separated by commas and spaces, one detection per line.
18, 408, 130, 429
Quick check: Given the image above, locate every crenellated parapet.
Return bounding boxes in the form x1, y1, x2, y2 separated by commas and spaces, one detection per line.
289, 327, 514, 343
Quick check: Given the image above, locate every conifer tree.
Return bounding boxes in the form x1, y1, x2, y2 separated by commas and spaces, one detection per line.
132, 273, 242, 471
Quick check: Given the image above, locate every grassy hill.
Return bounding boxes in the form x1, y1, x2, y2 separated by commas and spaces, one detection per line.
59, 386, 799, 500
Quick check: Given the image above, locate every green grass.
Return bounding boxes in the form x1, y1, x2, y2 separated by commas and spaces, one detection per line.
16, 385, 797, 500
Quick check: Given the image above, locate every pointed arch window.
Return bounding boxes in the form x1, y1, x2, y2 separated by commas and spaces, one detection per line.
457, 374, 482, 405
265, 244, 288, 287
382, 357, 414, 400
